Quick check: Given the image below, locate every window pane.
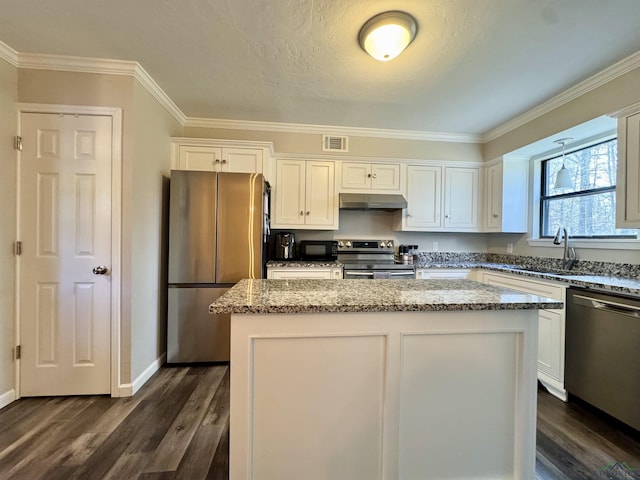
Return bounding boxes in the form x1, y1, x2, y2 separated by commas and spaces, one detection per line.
544, 140, 618, 196
543, 191, 636, 237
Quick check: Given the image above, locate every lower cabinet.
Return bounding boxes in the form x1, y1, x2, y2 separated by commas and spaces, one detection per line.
267, 267, 343, 280
480, 270, 567, 401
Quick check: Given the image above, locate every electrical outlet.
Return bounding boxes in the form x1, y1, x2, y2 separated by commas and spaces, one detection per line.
432, 242, 439, 252
507, 243, 514, 254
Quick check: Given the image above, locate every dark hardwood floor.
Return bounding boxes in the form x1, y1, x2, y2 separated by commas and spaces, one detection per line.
1, 365, 639, 479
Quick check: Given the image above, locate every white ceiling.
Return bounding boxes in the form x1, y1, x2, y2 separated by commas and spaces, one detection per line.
1, 0, 640, 136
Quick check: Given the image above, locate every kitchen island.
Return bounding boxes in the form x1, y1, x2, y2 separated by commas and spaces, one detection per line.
210, 279, 563, 480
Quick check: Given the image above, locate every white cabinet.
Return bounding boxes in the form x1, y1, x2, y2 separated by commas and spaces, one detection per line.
443, 167, 479, 230
415, 268, 474, 280
170, 138, 270, 175
267, 267, 343, 279
484, 157, 528, 232
615, 104, 640, 228
403, 165, 441, 229
340, 162, 401, 192
394, 165, 480, 232
480, 270, 566, 401
272, 159, 338, 230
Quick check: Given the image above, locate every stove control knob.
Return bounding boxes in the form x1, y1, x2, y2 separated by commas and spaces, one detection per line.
338, 241, 344, 248
345, 241, 352, 248
379, 241, 385, 248
386, 241, 393, 248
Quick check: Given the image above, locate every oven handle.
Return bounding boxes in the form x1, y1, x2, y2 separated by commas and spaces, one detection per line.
390, 271, 415, 277
344, 271, 374, 277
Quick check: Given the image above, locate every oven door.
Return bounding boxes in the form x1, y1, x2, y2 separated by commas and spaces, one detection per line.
344, 269, 415, 279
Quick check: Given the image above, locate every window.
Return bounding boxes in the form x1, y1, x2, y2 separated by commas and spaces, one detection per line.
540, 138, 636, 238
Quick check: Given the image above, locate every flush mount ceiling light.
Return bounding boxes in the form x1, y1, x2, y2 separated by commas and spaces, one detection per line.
554, 137, 574, 190
358, 11, 418, 62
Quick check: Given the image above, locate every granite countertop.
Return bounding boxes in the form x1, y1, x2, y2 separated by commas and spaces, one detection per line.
266, 260, 343, 268
414, 261, 640, 296
209, 278, 563, 314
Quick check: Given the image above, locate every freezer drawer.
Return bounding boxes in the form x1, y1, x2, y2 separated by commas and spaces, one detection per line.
167, 287, 230, 363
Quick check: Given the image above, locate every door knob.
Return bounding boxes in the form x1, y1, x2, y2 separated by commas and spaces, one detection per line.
92, 265, 108, 275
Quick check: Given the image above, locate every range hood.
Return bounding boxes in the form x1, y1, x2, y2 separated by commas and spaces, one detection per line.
339, 193, 407, 211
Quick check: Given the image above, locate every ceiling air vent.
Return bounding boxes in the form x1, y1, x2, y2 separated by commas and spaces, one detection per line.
322, 135, 349, 152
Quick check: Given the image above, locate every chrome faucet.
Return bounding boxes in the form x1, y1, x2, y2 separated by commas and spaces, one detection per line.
553, 227, 576, 270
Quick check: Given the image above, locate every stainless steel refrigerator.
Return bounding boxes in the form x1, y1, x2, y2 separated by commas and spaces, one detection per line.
167, 170, 266, 363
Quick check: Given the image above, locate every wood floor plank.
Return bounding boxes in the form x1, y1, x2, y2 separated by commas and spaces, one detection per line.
173, 424, 225, 480
145, 366, 226, 473
206, 422, 229, 480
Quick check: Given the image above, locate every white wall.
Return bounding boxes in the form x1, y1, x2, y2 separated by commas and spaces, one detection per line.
0, 58, 18, 405
130, 80, 182, 385
287, 210, 488, 252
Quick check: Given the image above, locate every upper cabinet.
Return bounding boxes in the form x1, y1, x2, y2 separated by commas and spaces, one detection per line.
443, 166, 479, 230
614, 103, 640, 228
394, 164, 480, 232
340, 162, 401, 192
272, 159, 338, 230
484, 157, 528, 233
170, 138, 273, 177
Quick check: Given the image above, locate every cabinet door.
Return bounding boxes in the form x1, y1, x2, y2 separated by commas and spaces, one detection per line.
617, 111, 640, 227
406, 166, 441, 229
305, 161, 336, 227
341, 163, 371, 189
444, 167, 479, 230
178, 145, 223, 171
269, 268, 332, 279
538, 309, 562, 381
274, 160, 306, 226
222, 147, 263, 173
371, 164, 400, 190
486, 163, 503, 230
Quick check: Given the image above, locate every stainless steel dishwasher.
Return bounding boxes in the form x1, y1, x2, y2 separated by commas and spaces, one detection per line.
566, 287, 640, 430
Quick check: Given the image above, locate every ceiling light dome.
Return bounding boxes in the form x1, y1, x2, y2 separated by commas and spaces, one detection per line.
358, 11, 418, 62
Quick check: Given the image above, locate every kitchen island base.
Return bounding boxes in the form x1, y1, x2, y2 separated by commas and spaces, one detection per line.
230, 309, 538, 480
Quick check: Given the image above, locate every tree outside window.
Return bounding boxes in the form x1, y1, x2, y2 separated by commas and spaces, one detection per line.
540, 139, 637, 238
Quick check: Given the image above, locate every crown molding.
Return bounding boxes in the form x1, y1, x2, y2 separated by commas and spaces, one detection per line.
482, 49, 640, 143
15, 52, 186, 125
184, 117, 482, 144
0, 40, 18, 66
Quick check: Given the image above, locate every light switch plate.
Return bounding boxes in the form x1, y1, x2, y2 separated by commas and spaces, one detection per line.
432, 242, 439, 252
507, 243, 514, 254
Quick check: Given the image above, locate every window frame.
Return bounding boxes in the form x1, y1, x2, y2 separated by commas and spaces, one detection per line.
538, 138, 635, 239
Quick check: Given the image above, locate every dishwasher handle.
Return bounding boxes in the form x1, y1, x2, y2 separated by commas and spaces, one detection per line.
572, 294, 640, 318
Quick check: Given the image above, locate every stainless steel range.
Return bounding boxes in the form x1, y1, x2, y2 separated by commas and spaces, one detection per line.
337, 239, 415, 279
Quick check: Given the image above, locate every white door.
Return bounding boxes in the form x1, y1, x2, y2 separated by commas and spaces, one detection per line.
444, 167, 479, 230
305, 161, 336, 227
341, 162, 371, 189
371, 163, 400, 190
19, 112, 112, 396
406, 165, 441, 229
273, 159, 306, 226
223, 147, 263, 173
178, 145, 223, 171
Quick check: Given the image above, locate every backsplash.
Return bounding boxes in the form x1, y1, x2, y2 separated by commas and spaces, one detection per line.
416, 252, 640, 279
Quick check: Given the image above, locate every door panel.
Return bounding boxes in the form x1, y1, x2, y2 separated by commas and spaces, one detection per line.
406, 166, 441, 229
20, 112, 112, 396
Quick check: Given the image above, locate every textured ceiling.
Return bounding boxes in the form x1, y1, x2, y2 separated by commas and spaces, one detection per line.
1, 0, 640, 135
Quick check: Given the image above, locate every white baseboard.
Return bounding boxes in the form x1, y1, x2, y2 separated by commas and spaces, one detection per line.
538, 375, 567, 402
0, 389, 16, 410
131, 353, 166, 395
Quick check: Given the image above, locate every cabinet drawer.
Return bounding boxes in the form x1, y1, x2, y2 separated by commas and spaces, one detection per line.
482, 272, 563, 301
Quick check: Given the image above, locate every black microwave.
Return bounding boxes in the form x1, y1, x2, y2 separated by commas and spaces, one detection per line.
298, 240, 338, 261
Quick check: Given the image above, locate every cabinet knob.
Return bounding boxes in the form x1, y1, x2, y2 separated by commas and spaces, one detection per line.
372, 173, 377, 179
492, 213, 499, 218
222, 159, 227, 164
407, 213, 412, 217
306, 211, 310, 216
300, 211, 304, 216
215, 159, 221, 163
367, 173, 372, 178
445, 214, 450, 219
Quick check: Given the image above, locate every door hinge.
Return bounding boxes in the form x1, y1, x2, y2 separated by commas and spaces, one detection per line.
15, 136, 22, 151
15, 345, 21, 360
15, 241, 21, 256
